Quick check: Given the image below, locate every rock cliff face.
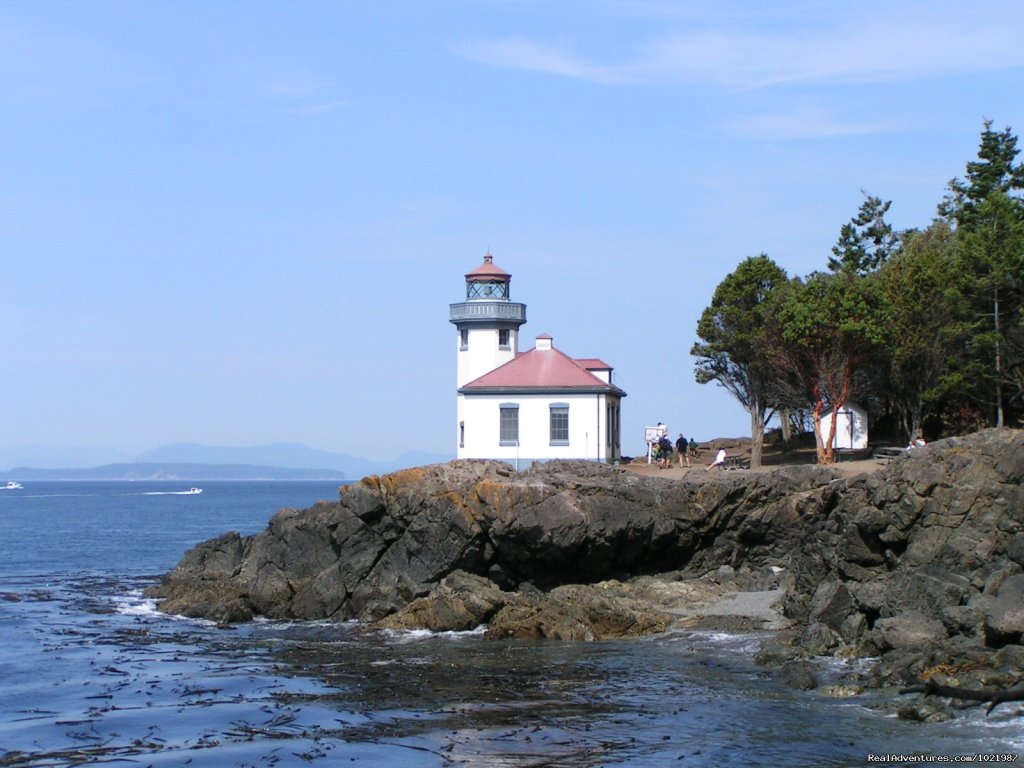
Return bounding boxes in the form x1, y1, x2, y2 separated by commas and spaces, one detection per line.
148, 459, 833, 626
148, 428, 1024, 688
782, 428, 1024, 682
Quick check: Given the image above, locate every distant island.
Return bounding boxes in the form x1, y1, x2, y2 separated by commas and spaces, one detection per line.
8, 463, 349, 481
0, 442, 452, 481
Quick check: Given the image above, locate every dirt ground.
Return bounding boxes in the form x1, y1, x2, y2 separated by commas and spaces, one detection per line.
624, 440, 883, 480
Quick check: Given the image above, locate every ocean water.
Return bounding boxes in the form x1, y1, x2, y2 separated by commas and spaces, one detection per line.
0, 481, 1020, 767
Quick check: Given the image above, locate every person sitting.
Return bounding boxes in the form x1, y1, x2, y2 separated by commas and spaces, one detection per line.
708, 448, 727, 470
906, 435, 927, 450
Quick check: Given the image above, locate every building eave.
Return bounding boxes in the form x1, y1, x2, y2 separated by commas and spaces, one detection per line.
458, 385, 626, 397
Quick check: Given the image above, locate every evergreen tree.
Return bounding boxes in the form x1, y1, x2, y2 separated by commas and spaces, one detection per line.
877, 222, 968, 439
940, 120, 1024, 227
941, 121, 1024, 426
829, 193, 900, 276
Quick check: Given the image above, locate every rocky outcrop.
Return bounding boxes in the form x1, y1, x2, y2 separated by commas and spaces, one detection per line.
148, 428, 1024, 706
783, 430, 1024, 660
148, 459, 834, 626
375, 570, 677, 641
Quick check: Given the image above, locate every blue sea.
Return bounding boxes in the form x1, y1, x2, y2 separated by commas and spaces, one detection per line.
0, 481, 1020, 767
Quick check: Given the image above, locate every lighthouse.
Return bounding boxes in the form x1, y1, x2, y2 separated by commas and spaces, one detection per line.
449, 254, 527, 388
450, 253, 625, 465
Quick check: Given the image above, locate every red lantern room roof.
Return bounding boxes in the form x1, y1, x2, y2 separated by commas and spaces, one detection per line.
466, 253, 510, 280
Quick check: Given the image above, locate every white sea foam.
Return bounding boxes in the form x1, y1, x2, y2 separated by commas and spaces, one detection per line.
252, 617, 359, 630
370, 657, 432, 667
680, 629, 772, 655
111, 589, 162, 617
383, 625, 488, 644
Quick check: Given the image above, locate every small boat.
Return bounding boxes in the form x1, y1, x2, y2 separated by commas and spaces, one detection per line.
184, 487, 203, 495
2, 481, 23, 490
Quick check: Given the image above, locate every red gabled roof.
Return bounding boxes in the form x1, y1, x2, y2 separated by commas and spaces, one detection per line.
462, 345, 624, 394
575, 357, 612, 370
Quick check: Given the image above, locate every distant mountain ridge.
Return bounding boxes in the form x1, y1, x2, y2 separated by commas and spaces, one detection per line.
9, 463, 348, 481
0, 442, 452, 479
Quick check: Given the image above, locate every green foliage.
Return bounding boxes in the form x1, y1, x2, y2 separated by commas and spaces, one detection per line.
957, 190, 1024, 422
772, 269, 891, 462
691, 254, 789, 467
692, 254, 789, 406
940, 120, 1024, 227
877, 221, 969, 437
941, 121, 1024, 424
828, 193, 900, 276
689, 119, 1024, 445
777, 272, 890, 364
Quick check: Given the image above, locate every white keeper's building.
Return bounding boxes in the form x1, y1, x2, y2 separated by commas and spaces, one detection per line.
450, 254, 625, 466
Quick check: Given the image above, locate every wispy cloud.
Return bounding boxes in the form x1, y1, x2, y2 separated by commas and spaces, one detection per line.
286, 100, 348, 117
454, 5, 1024, 88
454, 38, 626, 84
726, 104, 899, 140
266, 77, 348, 117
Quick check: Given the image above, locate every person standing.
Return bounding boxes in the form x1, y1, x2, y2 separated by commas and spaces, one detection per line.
675, 433, 690, 468
657, 434, 673, 468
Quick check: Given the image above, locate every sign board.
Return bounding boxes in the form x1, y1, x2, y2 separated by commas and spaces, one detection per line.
644, 425, 667, 443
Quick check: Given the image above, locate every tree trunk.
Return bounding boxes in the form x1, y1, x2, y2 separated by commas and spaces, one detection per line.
910, 406, 922, 443
779, 409, 793, 447
995, 286, 1005, 427
811, 385, 827, 464
749, 402, 764, 469
819, 405, 835, 466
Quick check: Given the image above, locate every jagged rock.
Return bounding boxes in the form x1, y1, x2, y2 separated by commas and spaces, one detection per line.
801, 622, 841, 655
148, 459, 836, 628
985, 573, 1024, 645
779, 661, 818, 691
487, 582, 673, 640
871, 613, 948, 651
808, 581, 855, 632
148, 428, 1024, 679
375, 571, 509, 632
786, 429, 1024, 667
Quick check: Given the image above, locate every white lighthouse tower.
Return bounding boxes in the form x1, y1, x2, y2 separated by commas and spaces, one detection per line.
449, 254, 527, 388
450, 254, 527, 455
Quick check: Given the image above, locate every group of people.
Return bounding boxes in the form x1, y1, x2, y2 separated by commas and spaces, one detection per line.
651, 424, 729, 470
652, 428, 698, 469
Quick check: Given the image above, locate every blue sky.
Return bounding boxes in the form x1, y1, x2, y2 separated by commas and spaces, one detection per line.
3, 1, 1023, 462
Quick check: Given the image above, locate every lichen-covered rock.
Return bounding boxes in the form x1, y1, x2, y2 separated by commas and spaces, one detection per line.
147, 428, 1024, 677
148, 458, 835, 627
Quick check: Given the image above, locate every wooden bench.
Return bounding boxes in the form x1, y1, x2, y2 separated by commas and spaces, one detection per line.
835, 448, 871, 462
723, 455, 749, 470
872, 446, 905, 464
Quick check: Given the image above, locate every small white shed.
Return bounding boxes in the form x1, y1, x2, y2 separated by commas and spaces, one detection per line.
820, 401, 868, 451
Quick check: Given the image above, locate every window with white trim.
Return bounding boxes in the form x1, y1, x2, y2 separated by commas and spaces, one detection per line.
498, 328, 510, 349
550, 403, 569, 445
499, 404, 519, 445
